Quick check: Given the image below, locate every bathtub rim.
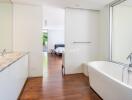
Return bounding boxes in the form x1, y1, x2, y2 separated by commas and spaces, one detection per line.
88, 61, 132, 90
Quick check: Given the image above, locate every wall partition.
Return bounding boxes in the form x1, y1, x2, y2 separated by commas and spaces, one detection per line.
65, 8, 100, 74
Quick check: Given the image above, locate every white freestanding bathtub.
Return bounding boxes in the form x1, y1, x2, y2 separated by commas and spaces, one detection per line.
88, 61, 132, 100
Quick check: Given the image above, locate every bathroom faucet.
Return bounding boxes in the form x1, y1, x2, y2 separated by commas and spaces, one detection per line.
1, 49, 6, 56
127, 53, 132, 67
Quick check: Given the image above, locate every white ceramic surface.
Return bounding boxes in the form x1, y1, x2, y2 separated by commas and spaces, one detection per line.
0, 54, 28, 100
88, 61, 132, 100
0, 52, 25, 71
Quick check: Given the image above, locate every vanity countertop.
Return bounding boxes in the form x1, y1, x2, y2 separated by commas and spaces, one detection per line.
0, 52, 28, 72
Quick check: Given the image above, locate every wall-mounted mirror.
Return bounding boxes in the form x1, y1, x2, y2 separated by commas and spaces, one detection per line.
0, 0, 13, 52
111, 0, 132, 64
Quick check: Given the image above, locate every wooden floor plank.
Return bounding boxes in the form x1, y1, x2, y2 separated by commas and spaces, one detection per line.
19, 53, 101, 100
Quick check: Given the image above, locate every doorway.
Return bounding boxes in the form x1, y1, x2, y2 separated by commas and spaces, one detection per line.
42, 5, 65, 77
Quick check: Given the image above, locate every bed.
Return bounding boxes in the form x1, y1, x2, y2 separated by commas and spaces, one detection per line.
54, 44, 65, 56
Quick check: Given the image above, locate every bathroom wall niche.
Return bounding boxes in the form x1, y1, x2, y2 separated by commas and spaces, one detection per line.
0, 0, 13, 52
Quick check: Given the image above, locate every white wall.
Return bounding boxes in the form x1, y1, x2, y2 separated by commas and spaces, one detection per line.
99, 5, 110, 60
48, 29, 64, 52
112, 5, 132, 64
65, 8, 100, 74
13, 3, 43, 77
43, 5, 65, 30
0, 3, 13, 52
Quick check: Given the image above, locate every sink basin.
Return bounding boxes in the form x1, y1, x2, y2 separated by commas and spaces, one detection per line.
0, 56, 3, 59
0, 58, 12, 66
0, 52, 23, 67
0, 59, 7, 66
4, 52, 22, 59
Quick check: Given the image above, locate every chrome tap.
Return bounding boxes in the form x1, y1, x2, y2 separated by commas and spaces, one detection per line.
127, 53, 132, 67
1, 49, 6, 56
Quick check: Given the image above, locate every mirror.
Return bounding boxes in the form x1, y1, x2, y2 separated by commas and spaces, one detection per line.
0, 0, 13, 52
111, 0, 132, 64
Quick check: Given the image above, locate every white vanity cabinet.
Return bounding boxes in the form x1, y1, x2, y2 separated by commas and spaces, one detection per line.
0, 54, 28, 100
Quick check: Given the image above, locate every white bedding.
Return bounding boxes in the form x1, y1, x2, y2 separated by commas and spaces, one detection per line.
55, 47, 65, 54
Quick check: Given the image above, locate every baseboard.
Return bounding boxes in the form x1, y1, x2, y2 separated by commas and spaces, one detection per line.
28, 76, 43, 79
64, 73, 84, 76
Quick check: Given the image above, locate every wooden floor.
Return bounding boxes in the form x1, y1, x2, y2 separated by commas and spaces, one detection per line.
19, 53, 101, 100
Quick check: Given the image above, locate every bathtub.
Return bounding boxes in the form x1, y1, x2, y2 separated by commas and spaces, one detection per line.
88, 61, 132, 100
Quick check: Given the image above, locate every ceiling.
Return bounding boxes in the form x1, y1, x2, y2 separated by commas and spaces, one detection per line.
11, 0, 114, 10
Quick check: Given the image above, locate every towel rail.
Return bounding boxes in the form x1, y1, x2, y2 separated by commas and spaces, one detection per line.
72, 42, 92, 44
